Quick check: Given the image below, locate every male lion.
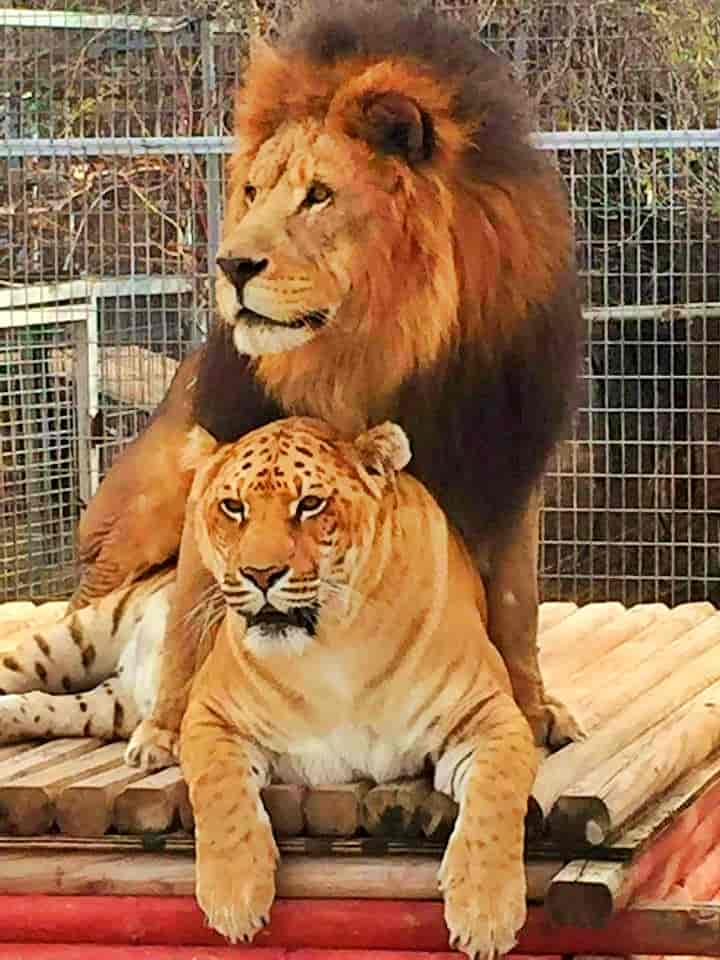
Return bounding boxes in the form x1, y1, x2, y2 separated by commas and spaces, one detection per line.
73, 0, 584, 767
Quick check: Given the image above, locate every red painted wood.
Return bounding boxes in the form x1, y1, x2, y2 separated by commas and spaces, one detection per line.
0, 948, 284, 959
0, 897, 716, 956
0, 951, 454, 960
0, 951, 559, 960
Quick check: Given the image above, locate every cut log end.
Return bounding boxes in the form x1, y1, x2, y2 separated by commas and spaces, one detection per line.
548, 795, 611, 847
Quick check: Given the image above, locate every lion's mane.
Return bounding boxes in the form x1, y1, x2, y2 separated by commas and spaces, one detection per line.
194, 0, 583, 549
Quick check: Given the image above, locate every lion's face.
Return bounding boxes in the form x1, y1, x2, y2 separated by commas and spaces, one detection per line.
192, 417, 411, 655
217, 112, 424, 358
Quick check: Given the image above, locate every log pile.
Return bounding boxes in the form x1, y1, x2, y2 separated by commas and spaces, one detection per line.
0, 598, 719, 930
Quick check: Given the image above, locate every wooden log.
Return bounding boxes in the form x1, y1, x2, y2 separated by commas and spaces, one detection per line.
0, 602, 37, 621
542, 603, 670, 689
362, 779, 432, 837
0, 849, 562, 901
113, 766, 188, 834
0, 738, 101, 784
610, 751, 720, 855
0, 743, 39, 764
548, 680, 720, 845
551, 604, 719, 729
261, 784, 306, 837
56, 762, 148, 836
0, 742, 119, 834
545, 859, 628, 927
533, 614, 720, 820
538, 602, 578, 635
178, 785, 310, 837
536, 602, 626, 669
304, 783, 371, 837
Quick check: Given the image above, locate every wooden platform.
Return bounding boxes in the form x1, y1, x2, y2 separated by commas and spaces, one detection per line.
0, 599, 719, 936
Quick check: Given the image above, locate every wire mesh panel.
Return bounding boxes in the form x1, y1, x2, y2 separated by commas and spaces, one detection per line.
542, 138, 720, 606
0, 312, 80, 600
0, 0, 718, 605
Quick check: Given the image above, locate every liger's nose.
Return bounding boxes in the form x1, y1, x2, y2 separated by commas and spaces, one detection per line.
216, 257, 268, 295
241, 564, 289, 592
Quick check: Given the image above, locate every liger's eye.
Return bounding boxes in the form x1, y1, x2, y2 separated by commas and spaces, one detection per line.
244, 184, 257, 204
219, 498, 246, 521
295, 495, 327, 519
303, 182, 333, 207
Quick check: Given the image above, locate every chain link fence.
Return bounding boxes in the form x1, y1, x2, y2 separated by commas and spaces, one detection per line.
0, 0, 718, 605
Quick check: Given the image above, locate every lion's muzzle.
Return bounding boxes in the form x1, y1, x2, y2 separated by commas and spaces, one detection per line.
217, 256, 268, 297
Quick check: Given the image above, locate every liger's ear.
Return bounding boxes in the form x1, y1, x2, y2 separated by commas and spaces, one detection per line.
354, 421, 412, 478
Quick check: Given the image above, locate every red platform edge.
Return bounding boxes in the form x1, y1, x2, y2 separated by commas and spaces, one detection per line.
0, 951, 564, 960
0, 897, 717, 956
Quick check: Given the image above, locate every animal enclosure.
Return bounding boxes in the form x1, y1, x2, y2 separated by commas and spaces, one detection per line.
0, 0, 718, 605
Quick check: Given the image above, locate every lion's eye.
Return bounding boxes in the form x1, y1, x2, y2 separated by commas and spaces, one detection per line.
219, 498, 246, 521
295, 495, 326, 519
303, 182, 332, 207
244, 184, 257, 204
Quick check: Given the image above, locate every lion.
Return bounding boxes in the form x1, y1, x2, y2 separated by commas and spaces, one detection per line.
180, 416, 538, 957
72, 0, 584, 768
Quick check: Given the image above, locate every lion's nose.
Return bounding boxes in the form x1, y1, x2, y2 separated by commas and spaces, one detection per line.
241, 564, 289, 592
217, 257, 268, 295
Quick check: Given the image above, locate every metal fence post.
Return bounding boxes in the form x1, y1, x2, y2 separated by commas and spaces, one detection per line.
200, 17, 221, 323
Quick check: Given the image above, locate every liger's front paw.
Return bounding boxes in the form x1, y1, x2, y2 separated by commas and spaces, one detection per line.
438, 830, 527, 959
125, 719, 178, 771
196, 825, 278, 943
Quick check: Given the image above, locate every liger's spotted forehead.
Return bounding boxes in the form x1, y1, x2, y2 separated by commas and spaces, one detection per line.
211, 425, 366, 500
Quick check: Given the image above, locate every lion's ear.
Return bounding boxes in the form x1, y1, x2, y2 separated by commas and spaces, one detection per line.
358, 92, 435, 165
355, 421, 412, 478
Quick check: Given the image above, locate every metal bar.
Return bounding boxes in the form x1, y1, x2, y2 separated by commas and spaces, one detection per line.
0, 277, 193, 311
539, 129, 720, 150
73, 313, 93, 509
0, 9, 245, 34
200, 18, 222, 291
0, 137, 235, 158
0, 10, 190, 32
2, 129, 720, 159
584, 303, 720, 322
86, 293, 100, 498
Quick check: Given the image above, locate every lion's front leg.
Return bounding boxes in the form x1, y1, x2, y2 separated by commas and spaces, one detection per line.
125, 514, 217, 771
435, 688, 538, 960
485, 487, 583, 749
69, 349, 203, 611
181, 697, 278, 943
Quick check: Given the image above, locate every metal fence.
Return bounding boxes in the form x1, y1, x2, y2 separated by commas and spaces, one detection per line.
0, 0, 718, 606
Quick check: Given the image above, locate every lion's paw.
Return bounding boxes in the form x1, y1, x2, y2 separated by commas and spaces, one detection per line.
526, 695, 585, 751
196, 826, 278, 943
125, 719, 178, 771
438, 832, 526, 960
